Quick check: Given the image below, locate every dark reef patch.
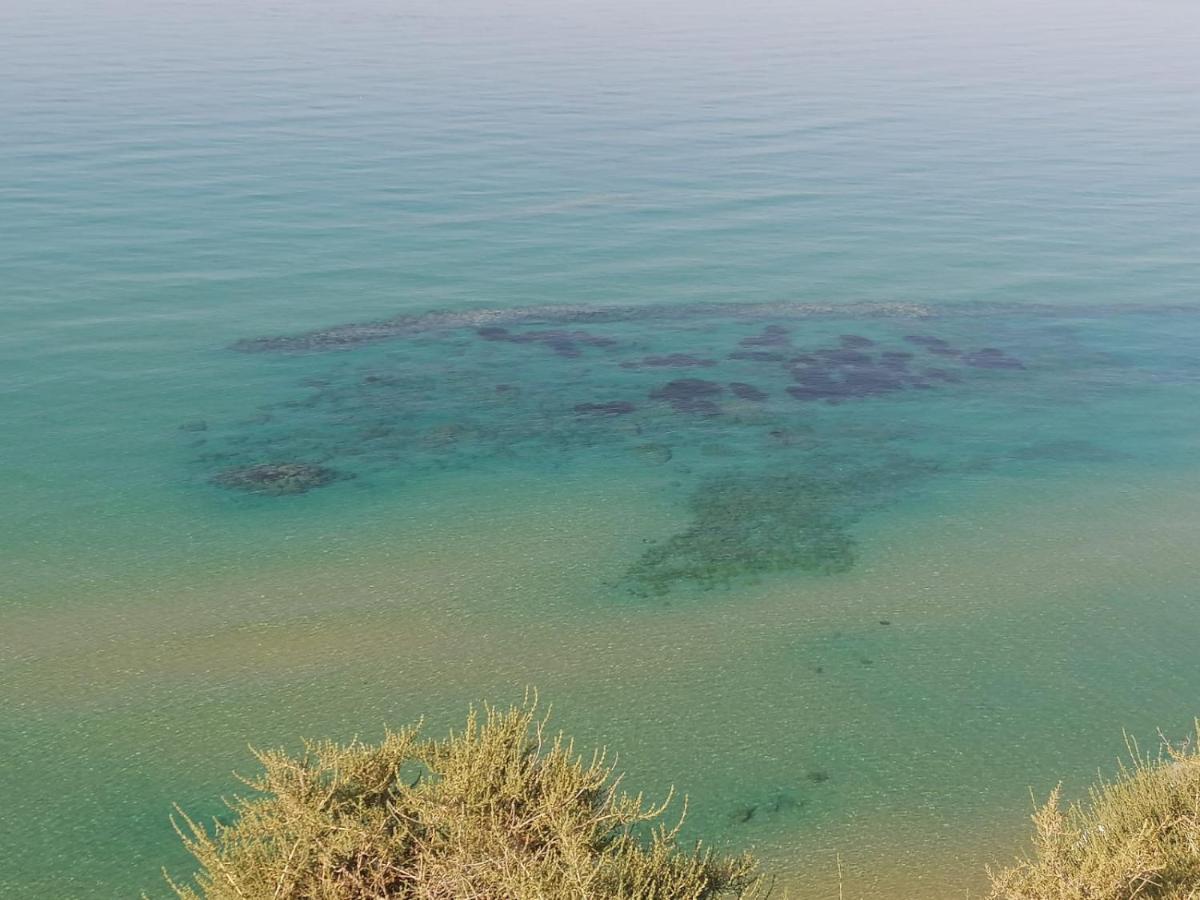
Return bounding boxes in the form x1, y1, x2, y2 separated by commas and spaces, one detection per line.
739, 324, 791, 348
773, 329, 1025, 403
574, 401, 636, 416
621, 354, 717, 369
649, 378, 724, 415
211, 462, 344, 496
904, 334, 958, 356
787, 369, 906, 403
231, 301, 935, 354
840, 334, 875, 349
817, 347, 874, 366
879, 351, 913, 369
729, 382, 768, 401
206, 305, 1040, 598
477, 326, 618, 358
728, 350, 787, 363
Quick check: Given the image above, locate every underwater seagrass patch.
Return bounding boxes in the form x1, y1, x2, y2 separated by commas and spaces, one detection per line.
625, 472, 858, 596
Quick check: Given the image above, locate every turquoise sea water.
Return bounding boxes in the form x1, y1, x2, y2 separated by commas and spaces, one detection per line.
3, 0, 1200, 895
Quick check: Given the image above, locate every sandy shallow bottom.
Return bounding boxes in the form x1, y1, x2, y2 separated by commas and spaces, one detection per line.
5, 463, 1200, 897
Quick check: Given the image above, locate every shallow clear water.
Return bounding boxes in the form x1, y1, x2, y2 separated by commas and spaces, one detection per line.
2, 0, 1200, 896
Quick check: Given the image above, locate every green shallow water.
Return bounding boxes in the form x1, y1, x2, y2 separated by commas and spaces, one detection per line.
3, 0, 1200, 896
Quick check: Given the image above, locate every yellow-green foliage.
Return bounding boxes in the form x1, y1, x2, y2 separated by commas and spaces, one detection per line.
989, 728, 1200, 899
166, 700, 762, 899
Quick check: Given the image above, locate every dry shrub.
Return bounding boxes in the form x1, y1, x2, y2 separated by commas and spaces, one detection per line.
166, 700, 762, 899
989, 727, 1200, 899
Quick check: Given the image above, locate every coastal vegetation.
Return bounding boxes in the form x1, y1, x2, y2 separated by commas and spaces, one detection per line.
166, 700, 1200, 899
165, 700, 762, 899
988, 726, 1200, 899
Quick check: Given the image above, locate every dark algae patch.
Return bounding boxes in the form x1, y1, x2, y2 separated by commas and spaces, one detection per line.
211, 462, 344, 496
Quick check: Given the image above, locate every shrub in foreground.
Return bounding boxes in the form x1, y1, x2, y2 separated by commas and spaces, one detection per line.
989, 726, 1200, 899
166, 701, 762, 899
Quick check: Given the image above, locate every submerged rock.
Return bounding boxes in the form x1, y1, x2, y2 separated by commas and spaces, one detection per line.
728, 350, 787, 362
840, 334, 875, 348
788, 358, 910, 402
739, 324, 791, 347
651, 378, 723, 399
423, 423, 476, 449
879, 350, 913, 369
770, 793, 803, 814
817, 347, 874, 366
730, 804, 758, 824
650, 378, 724, 415
729, 382, 768, 401
632, 443, 673, 464
621, 354, 717, 369
477, 326, 617, 358
211, 462, 343, 496
574, 401, 636, 416
232, 301, 935, 353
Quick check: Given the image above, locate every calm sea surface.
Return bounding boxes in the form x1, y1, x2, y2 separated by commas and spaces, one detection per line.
3, 0, 1200, 895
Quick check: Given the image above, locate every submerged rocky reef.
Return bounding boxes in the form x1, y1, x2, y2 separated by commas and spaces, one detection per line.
229, 301, 936, 353
189, 301, 1145, 595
